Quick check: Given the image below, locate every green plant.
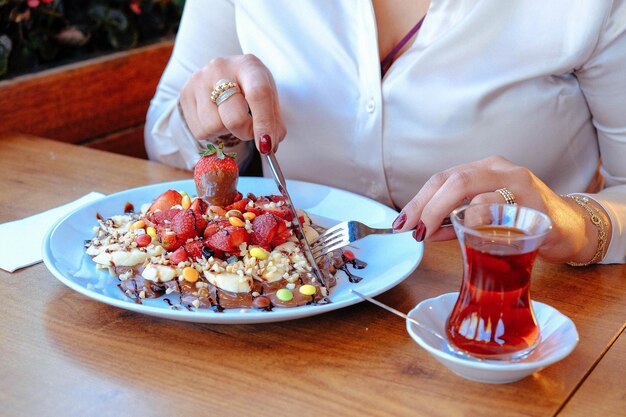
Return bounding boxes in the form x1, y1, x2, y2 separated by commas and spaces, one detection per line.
0, 0, 185, 79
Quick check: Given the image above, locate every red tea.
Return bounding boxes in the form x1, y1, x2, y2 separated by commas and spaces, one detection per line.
446, 226, 540, 357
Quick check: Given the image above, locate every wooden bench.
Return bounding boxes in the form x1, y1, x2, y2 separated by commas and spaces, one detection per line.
0, 41, 174, 159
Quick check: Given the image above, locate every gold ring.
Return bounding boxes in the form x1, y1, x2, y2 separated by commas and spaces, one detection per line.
210, 79, 241, 105
495, 187, 517, 205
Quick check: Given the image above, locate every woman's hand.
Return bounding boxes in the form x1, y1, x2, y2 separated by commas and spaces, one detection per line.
392, 155, 608, 263
179, 54, 286, 153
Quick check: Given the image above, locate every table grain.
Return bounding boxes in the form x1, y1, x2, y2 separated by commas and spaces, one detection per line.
1, 134, 625, 417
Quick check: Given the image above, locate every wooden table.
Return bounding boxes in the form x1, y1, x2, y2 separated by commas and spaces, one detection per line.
1, 134, 625, 417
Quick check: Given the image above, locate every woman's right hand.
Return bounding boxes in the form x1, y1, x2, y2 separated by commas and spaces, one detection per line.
179, 54, 286, 153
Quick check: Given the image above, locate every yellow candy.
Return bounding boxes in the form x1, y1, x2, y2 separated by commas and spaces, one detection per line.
182, 267, 199, 283
181, 194, 192, 209
299, 284, 317, 296
243, 212, 256, 221
130, 220, 145, 230
249, 247, 269, 260
146, 226, 157, 238
276, 288, 293, 302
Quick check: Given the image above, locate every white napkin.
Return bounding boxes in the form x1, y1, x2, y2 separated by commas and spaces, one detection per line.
0, 192, 105, 273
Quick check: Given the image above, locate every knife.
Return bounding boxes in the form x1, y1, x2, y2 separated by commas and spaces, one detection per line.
264, 150, 328, 290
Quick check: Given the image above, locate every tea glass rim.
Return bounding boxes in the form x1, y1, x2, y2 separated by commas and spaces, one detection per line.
450, 203, 552, 242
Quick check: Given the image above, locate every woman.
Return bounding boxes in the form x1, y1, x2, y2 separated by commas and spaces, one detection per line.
145, 0, 626, 265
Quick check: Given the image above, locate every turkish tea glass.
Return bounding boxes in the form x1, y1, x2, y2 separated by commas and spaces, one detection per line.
447, 203, 552, 360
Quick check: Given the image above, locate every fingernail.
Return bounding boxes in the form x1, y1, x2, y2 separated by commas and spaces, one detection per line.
259, 134, 272, 154
413, 220, 427, 242
392, 212, 407, 231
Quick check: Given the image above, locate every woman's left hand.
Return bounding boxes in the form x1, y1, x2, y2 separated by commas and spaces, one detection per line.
392, 155, 602, 263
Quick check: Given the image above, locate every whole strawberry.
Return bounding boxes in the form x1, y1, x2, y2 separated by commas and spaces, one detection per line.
194, 143, 239, 207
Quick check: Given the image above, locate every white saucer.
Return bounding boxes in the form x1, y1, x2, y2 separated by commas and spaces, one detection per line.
406, 292, 579, 384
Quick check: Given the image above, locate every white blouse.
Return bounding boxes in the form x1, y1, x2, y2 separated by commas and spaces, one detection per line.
145, 0, 626, 264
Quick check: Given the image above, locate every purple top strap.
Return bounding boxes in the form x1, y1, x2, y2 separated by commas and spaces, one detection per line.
380, 14, 427, 77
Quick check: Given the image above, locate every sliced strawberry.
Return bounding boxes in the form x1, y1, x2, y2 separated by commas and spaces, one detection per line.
157, 209, 207, 252
147, 190, 183, 213
184, 240, 204, 261
190, 198, 208, 215
343, 249, 356, 262
228, 226, 251, 249
270, 221, 293, 247
233, 191, 243, 202
206, 226, 250, 254
266, 206, 294, 221
224, 198, 250, 213
159, 230, 182, 251
203, 218, 231, 240
171, 209, 208, 242
170, 247, 188, 265
147, 208, 180, 226
253, 196, 293, 220
251, 213, 280, 248
244, 206, 264, 217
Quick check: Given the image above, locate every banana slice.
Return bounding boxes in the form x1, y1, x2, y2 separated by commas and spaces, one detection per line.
142, 264, 176, 282
204, 271, 252, 293
303, 225, 319, 242
92, 248, 149, 267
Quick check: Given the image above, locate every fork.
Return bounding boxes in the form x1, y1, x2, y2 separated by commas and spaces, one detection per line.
310, 221, 393, 259
310, 217, 452, 259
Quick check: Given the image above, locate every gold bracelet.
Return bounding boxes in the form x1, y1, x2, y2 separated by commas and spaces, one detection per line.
562, 194, 608, 267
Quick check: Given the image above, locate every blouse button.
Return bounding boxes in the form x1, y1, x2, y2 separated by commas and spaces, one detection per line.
366, 99, 376, 113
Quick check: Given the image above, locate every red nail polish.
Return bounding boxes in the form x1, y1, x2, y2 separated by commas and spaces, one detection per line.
392, 212, 407, 231
413, 220, 427, 242
259, 135, 272, 154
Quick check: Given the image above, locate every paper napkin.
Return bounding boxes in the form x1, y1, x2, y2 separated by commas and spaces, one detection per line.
0, 192, 105, 273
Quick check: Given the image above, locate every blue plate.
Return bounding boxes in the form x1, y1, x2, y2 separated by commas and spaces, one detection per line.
42, 177, 423, 324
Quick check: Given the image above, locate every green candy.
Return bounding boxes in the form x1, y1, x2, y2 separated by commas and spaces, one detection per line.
276, 288, 294, 302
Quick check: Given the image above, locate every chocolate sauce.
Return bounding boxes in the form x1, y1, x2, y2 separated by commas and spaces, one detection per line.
338, 257, 367, 283
196, 170, 238, 206
163, 298, 181, 310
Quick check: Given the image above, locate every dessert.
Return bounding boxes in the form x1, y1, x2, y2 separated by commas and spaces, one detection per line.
84, 147, 363, 311
85, 190, 348, 311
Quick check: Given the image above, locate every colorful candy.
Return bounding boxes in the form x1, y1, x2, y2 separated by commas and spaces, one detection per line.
276, 288, 293, 301
299, 284, 316, 296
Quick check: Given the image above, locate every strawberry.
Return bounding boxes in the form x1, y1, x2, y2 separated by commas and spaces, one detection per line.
253, 196, 293, 220
270, 220, 293, 247
171, 210, 207, 240
158, 209, 207, 251
190, 198, 208, 215
184, 240, 205, 261
251, 213, 294, 249
170, 247, 188, 265
159, 230, 181, 251
203, 218, 231, 240
224, 198, 250, 213
194, 143, 239, 206
147, 190, 183, 213
342, 249, 356, 262
206, 226, 250, 254
147, 208, 179, 226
